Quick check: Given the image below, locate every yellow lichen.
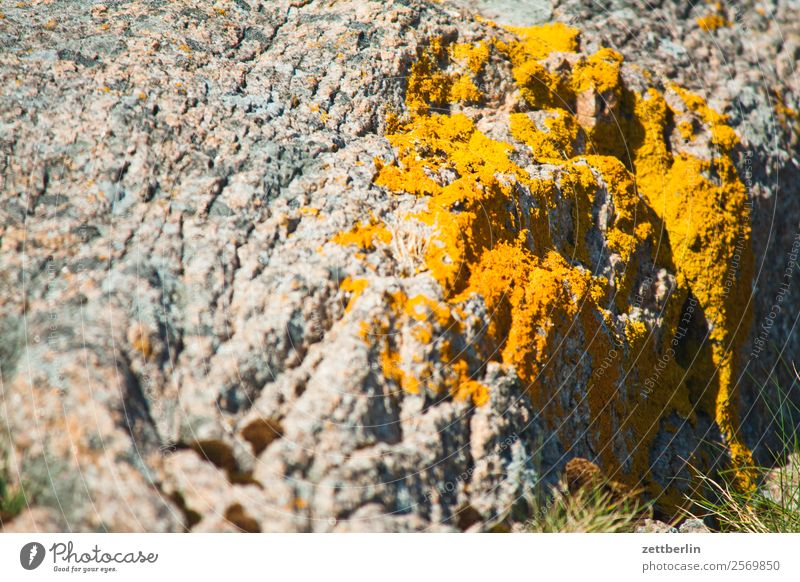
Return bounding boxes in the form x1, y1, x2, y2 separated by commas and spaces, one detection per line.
634, 85, 755, 488
450, 41, 489, 74
509, 109, 579, 161
360, 290, 488, 406
678, 120, 695, 141
697, 13, 730, 31
572, 48, 623, 94
339, 22, 754, 503
448, 74, 482, 103
772, 88, 799, 130
672, 85, 739, 150
697, 2, 731, 31
340, 278, 368, 313
331, 217, 392, 251
501, 22, 579, 60
453, 378, 490, 407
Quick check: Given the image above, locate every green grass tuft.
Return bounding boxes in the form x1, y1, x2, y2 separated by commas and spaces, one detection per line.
684, 364, 800, 532
525, 479, 649, 533
0, 456, 25, 524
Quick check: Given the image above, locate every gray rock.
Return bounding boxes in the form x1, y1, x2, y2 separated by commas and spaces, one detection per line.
0, 0, 797, 532
678, 518, 712, 533
454, 0, 554, 26
636, 518, 678, 533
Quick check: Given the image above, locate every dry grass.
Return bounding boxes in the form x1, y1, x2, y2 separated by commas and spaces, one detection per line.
385, 216, 430, 277
527, 486, 646, 533
683, 364, 800, 532
524, 465, 650, 533
685, 461, 800, 532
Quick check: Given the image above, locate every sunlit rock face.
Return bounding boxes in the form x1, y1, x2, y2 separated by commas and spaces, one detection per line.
0, 0, 797, 531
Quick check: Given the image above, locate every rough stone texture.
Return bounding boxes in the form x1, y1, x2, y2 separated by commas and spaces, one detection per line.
546, 0, 800, 463
761, 452, 800, 505
678, 517, 712, 533
0, 0, 797, 532
635, 518, 678, 533
634, 517, 711, 533
456, 0, 553, 25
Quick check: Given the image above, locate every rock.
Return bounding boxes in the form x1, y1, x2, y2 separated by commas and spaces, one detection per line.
635, 517, 711, 533
636, 519, 678, 534
678, 518, 712, 533
565, 458, 604, 494
454, 0, 554, 26
1, 507, 64, 533
548, 0, 800, 467
0, 0, 797, 532
761, 452, 800, 505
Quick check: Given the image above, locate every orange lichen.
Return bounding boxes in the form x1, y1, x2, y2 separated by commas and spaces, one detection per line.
671, 85, 739, 150
132, 333, 152, 360
697, 2, 731, 31
697, 14, 730, 31
453, 378, 490, 407
339, 22, 754, 502
501, 22, 579, 60
404, 39, 493, 109
634, 85, 755, 488
331, 217, 392, 251
678, 120, 695, 141
450, 41, 489, 74
459, 244, 591, 385
772, 88, 799, 130
403, 293, 452, 326
572, 48, 623, 94
509, 109, 580, 161
449, 75, 481, 103
340, 278, 368, 313
360, 290, 488, 406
